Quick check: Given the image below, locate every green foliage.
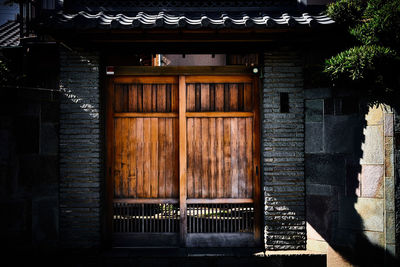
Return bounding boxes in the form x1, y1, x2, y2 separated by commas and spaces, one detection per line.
325, 45, 397, 81
351, 0, 400, 49
327, 0, 365, 26
325, 0, 400, 107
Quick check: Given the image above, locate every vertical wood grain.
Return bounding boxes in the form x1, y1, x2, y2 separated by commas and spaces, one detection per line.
200, 83, 210, 111
244, 83, 252, 112
201, 118, 209, 198
150, 118, 159, 198
165, 118, 173, 198
114, 118, 122, 197
136, 118, 144, 197
215, 83, 224, 111
194, 118, 202, 198
143, 118, 151, 197
157, 84, 166, 112
172, 118, 179, 198
137, 84, 143, 112
230, 118, 239, 198
187, 118, 194, 198
158, 118, 166, 198
121, 118, 129, 197
223, 118, 231, 197
216, 118, 224, 198
209, 118, 216, 198
238, 118, 246, 198
143, 84, 152, 112
129, 84, 137, 112
229, 84, 239, 111
245, 118, 253, 198
187, 83, 195, 112
128, 118, 137, 198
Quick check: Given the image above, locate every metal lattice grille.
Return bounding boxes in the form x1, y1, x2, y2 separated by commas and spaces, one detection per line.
113, 203, 180, 233
187, 204, 254, 233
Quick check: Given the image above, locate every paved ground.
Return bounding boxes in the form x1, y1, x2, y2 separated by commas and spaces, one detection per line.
3, 247, 326, 267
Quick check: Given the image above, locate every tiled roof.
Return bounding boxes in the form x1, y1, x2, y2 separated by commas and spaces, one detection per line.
43, 11, 334, 30
0, 20, 20, 47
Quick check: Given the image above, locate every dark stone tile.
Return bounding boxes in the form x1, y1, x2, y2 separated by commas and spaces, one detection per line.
342, 97, 360, 115
0, 200, 31, 235
40, 123, 58, 155
305, 122, 323, 153
305, 99, 323, 122
324, 98, 334, 115
305, 154, 346, 186
304, 88, 332, 100
32, 197, 59, 245
18, 155, 41, 189
15, 116, 39, 154
306, 194, 338, 242
41, 102, 59, 123
324, 114, 364, 154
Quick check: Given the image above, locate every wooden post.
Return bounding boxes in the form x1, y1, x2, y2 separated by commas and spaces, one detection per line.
179, 75, 187, 246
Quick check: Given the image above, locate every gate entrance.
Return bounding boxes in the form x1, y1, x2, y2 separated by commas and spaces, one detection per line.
106, 71, 260, 247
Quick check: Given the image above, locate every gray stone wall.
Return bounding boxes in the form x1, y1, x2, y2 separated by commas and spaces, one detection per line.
59, 49, 102, 248
262, 50, 306, 250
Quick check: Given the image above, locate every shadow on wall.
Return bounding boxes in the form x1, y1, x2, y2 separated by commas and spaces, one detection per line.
305, 91, 399, 266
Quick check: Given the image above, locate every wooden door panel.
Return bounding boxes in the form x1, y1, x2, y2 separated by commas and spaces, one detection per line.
113, 117, 179, 199
186, 117, 253, 199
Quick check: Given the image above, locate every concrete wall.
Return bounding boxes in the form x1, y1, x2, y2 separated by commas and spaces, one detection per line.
304, 87, 396, 265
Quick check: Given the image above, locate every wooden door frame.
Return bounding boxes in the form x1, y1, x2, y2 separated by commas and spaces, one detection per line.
105, 66, 261, 247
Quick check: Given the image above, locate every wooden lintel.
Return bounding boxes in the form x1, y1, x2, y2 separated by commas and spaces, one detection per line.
114, 66, 254, 76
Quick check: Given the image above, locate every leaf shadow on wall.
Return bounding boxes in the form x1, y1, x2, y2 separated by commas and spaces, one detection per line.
306, 99, 399, 267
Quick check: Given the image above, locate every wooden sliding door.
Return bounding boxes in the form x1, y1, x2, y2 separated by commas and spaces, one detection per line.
107, 73, 260, 247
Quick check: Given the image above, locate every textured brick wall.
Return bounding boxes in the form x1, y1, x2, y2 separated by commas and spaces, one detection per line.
59, 49, 102, 248
262, 50, 306, 250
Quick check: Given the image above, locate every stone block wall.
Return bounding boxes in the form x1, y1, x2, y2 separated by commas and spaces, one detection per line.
59, 49, 102, 248
305, 86, 396, 264
262, 50, 306, 250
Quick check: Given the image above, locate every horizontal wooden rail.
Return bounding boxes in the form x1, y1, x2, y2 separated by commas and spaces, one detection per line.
114, 112, 179, 118
186, 112, 253, 118
113, 76, 178, 83
185, 75, 253, 83
186, 198, 253, 204
113, 198, 179, 204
